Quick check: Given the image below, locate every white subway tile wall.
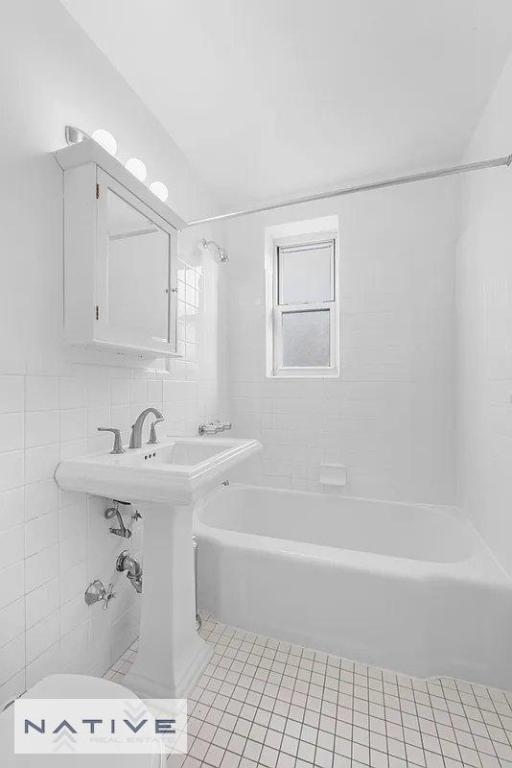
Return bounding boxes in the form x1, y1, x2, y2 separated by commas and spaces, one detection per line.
0, 258, 223, 709
456, 46, 512, 578
225, 183, 458, 505
0, 0, 229, 710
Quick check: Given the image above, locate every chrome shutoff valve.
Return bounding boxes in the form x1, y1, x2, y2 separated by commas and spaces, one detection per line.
104, 500, 132, 538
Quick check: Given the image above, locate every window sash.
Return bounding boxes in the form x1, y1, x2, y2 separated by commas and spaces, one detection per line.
277, 239, 336, 306
273, 303, 337, 374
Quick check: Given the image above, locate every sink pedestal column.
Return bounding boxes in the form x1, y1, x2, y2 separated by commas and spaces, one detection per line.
123, 501, 212, 699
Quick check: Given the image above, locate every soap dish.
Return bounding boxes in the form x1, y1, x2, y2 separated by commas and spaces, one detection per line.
319, 463, 347, 487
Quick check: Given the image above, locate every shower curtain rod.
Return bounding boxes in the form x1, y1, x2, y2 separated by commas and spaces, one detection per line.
186, 153, 512, 227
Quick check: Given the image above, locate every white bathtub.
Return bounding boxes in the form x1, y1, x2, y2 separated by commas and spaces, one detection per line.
195, 483, 512, 688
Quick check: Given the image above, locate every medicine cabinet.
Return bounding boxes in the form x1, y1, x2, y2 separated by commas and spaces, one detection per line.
56, 139, 185, 358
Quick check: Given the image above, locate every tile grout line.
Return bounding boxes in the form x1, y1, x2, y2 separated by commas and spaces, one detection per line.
104, 614, 512, 768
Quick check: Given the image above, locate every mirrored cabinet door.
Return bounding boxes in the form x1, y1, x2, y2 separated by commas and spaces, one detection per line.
106, 189, 171, 342
95, 169, 177, 354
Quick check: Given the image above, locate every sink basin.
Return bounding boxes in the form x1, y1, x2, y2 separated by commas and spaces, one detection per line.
56, 435, 261, 504
55, 433, 261, 700
151, 442, 224, 465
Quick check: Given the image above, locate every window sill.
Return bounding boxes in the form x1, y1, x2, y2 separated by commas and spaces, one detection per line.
267, 368, 340, 379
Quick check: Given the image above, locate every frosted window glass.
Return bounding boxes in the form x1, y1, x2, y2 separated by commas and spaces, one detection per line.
281, 310, 330, 367
278, 241, 333, 304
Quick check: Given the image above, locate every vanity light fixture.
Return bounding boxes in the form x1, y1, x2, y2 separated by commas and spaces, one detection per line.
65, 125, 90, 146
125, 157, 147, 181
149, 181, 169, 202
63, 126, 170, 206
92, 128, 118, 156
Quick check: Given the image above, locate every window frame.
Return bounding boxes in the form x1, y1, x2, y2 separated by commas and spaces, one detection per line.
265, 217, 340, 379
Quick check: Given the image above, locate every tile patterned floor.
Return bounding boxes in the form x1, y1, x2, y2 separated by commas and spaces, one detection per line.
105, 614, 512, 768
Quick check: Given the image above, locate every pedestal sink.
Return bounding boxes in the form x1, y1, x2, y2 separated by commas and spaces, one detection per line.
55, 435, 261, 698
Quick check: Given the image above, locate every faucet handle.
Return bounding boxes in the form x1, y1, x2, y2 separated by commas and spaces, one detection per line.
215, 421, 232, 432
198, 420, 233, 435
97, 427, 125, 455
84, 579, 116, 609
148, 417, 164, 445
103, 583, 116, 610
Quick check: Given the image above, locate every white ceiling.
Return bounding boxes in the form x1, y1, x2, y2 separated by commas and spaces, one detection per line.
62, 0, 512, 210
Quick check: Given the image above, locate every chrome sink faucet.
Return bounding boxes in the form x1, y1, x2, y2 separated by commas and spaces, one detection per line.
129, 408, 164, 449
198, 420, 232, 436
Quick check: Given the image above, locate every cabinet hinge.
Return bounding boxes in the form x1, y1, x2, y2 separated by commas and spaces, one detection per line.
96, 183, 100, 199
95, 305, 100, 320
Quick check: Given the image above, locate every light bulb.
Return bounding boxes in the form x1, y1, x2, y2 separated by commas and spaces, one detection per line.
150, 181, 168, 202
125, 157, 147, 182
92, 129, 118, 156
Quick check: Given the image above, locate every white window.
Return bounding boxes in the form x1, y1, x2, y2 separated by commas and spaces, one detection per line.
265, 216, 339, 378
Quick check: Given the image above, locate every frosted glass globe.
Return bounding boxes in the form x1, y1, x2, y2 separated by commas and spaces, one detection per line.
149, 181, 169, 202
92, 129, 117, 156
125, 157, 147, 181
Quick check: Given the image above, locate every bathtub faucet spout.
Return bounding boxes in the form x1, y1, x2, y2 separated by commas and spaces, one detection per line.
198, 420, 232, 436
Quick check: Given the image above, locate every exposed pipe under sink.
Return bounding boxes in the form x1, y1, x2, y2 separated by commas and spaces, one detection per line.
116, 550, 143, 593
